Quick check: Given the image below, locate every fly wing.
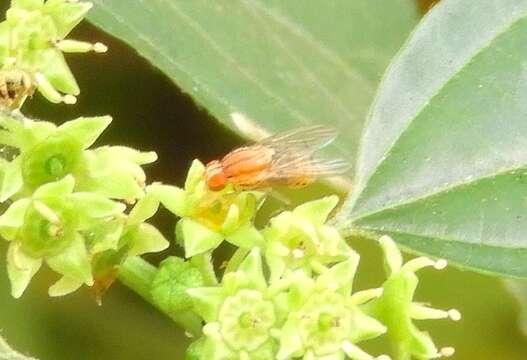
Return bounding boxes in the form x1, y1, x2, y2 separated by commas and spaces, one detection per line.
258, 126, 350, 183
259, 125, 338, 154
268, 153, 351, 180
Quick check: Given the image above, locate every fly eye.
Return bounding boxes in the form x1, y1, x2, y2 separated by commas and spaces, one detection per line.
207, 171, 227, 191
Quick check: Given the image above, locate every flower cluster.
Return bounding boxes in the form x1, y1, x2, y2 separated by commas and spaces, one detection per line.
148, 164, 460, 360
179, 194, 391, 360
0, 0, 107, 108
0, 113, 168, 297
0, 1, 169, 298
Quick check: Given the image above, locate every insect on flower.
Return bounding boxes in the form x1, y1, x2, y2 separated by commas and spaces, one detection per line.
205, 125, 350, 191
0, 69, 36, 110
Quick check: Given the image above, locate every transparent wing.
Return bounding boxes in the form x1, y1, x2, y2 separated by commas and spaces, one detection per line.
259, 125, 338, 153
268, 153, 351, 180
257, 125, 350, 182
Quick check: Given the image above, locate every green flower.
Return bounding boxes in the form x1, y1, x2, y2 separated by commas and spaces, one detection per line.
0, 175, 126, 297
276, 254, 389, 360
363, 236, 460, 360
0, 114, 156, 201
0, 0, 107, 105
188, 249, 279, 360
148, 160, 265, 258
87, 194, 169, 300
263, 196, 354, 282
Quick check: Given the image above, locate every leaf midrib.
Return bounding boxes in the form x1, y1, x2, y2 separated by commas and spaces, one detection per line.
375, 229, 527, 278
346, 162, 527, 225
356, 216, 527, 250
349, 6, 527, 217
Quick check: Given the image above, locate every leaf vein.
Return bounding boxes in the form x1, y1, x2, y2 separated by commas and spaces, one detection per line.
348, 163, 527, 222
352, 8, 527, 209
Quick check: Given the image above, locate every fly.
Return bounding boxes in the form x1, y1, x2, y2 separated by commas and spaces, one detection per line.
204, 125, 350, 191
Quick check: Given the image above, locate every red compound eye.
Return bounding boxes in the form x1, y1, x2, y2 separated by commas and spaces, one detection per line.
205, 161, 227, 191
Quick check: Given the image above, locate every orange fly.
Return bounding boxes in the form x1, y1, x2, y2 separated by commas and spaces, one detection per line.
205, 125, 350, 191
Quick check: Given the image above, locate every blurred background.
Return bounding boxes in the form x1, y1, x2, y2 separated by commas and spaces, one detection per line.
1, 0, 527, 359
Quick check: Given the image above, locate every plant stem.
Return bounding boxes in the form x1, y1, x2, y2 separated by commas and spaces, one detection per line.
190, 252, 218, 286
224, 247, 249, 274
118, 256, 203, 336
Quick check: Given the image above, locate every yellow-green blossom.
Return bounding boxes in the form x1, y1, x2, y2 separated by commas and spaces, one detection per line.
363, 236, 460, 360
263, 196, 354, 282
0, 0, 106, 106
148, 160, 265, 258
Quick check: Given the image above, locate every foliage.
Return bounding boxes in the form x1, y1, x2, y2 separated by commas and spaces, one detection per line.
87, 0, 419, 170
336, 0, 527, 277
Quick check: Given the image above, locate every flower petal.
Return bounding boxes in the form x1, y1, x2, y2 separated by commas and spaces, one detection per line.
148, 183, 187, 217
33, 174, 75, 198
46, 233, 92, 285
127, 194, 160, 225
7, 242, 42, 298
126, 223, 169, 257
57, 116, 112, 149
187, 287, 225, 322
178, 218, 223, 258
48, 275, 84, 297
292, 195, 339, 225
0, 158, 23, 201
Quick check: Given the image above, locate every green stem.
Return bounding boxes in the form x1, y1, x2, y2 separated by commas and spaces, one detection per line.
190, 252, 218, 286
224, 247, 249, 274
118, 256, 203, 336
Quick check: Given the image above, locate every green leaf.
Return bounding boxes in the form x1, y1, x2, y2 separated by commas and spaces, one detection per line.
87, 0, 418, 169
0, 335, 38, 360
337, 0, 527, 277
